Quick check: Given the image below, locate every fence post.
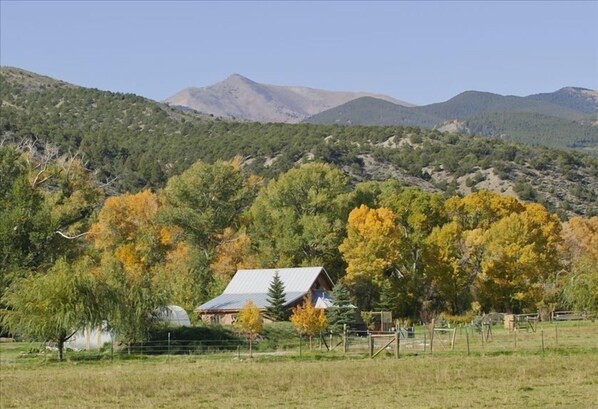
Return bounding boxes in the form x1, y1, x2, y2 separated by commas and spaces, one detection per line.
343, 324, 347, 354
167, 332, 171, 361
423, 331, 427, 353
465, 327, 470, 356
514, 330, 517, 349
451, 328, 457, 351
555, 322, 559, 348
395, 330, 400, 359
111, 338, 114, 362
541, 330, 545, 354
430, 319, 435, 354
368, 334, 374, 358
480, 326, 485, 353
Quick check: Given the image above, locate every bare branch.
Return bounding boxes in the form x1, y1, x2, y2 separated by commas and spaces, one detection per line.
55, 230, 89, 240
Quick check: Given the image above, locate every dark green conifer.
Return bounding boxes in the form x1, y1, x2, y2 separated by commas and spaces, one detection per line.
328, 282, 355, 331
266, 272, 288, 321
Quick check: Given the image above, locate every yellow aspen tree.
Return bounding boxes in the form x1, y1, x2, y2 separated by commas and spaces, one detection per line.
236, 300, 263, 357
425, 221, 480, 314
445, 190, 524, 230
339, 205, 402, 285
475, 203, 561, 313
290, 293, 328, 349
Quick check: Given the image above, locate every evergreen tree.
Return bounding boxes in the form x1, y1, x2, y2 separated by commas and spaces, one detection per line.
266, 272, 288, 321
327, 283, 355, 331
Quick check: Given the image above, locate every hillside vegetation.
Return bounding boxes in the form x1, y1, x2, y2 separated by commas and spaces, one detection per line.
305, 89, 598, 153
1, 66, 597, 217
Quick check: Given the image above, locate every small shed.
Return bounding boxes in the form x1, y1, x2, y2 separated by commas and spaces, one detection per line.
196, 266, 334, 324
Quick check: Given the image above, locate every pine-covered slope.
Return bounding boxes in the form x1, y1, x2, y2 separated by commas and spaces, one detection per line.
2, 67, 596, 217
304, 89, 598, 152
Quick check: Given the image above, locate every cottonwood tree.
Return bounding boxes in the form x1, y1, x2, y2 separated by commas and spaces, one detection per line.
266, 272, 288, 321
210, 227, 256, 285
338, 205, 402, 311
0, 144, 104, 335
475, 203, 562, 313
560, 217, 598, 314
160, 158, 261, 302
290, 294, 328, 349
89, 190, 173, 344
249, 163, 350, 279
236, 300, 263, 357
425, 222, 481, 314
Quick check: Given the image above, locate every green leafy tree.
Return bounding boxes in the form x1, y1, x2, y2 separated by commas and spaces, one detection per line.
266, 272, 288, 321
249, 163, 350, 279
0, 144, 104, 335
160, 158, 261, 303
560, 217, 598, 314
0, 258, 105, 361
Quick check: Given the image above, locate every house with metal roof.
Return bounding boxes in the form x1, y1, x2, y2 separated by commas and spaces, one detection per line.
196, 266, 334, 324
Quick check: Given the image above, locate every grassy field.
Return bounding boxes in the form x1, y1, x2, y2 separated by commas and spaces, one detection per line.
1, 321, 597, 408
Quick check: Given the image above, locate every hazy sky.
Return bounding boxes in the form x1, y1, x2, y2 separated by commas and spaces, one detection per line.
1, 1, 596, 105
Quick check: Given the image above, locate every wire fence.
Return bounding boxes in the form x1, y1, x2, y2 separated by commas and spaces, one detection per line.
4, 319, 596, 364
102, 320, 598, 358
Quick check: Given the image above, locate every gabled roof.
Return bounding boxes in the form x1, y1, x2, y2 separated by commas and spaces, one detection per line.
196, 267, 333, 312
223, 266, 332, 294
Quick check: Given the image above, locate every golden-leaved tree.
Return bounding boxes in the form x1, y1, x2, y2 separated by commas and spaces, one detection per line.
236, 300, 263, 357
89, 190, 175, 343
425, 222, 483, 314
475, 203, 562, 313
290, 294, 328, 349
339, 205, 402, 285
338, 205, 402, 311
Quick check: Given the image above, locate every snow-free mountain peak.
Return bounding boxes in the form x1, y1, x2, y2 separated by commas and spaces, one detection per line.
164, 74, 413, 123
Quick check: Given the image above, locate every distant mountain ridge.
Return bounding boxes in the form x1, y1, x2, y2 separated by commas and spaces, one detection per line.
305, 88, 598, 153
164, 73, 413, 123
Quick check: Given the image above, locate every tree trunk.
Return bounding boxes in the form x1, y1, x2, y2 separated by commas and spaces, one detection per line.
57, 338, 64, 361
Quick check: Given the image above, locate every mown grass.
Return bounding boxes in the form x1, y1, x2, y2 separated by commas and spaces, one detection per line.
1, 351, 597, 408
1, 321, 596, 408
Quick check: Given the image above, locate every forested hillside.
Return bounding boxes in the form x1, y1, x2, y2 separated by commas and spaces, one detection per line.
306, 90, 598, 153
1, 67, 597, 217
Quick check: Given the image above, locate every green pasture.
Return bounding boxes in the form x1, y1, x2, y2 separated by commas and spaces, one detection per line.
1, 321, 597, 408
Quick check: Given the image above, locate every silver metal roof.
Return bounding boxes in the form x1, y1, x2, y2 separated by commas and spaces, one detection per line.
197, 292, 305, 312
222, 266, 330, 294
196, 267, 334, 312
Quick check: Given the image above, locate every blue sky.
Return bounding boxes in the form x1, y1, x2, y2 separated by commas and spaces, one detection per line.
1, 1, 596, 105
